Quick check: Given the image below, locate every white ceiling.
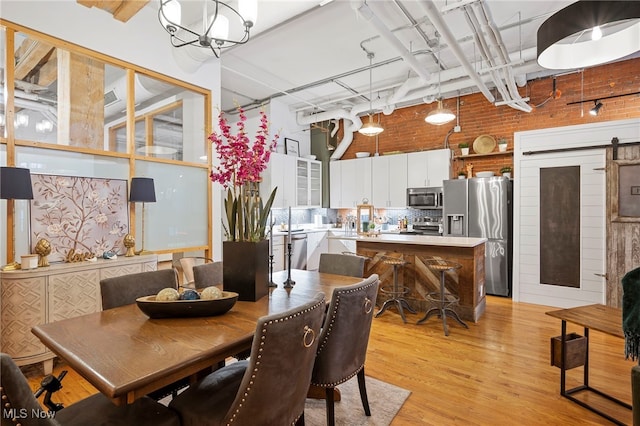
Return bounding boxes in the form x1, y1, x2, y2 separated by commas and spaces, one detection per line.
154, 0, 609, 121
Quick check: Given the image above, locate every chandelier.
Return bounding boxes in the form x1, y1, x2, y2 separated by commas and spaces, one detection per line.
159, 0, 257, 58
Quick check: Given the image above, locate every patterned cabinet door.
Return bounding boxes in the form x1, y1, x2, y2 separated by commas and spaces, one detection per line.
1, 277, 47, 359
48, 270, 101, 322
142, 261, 158, 272
99, 263, 143, 280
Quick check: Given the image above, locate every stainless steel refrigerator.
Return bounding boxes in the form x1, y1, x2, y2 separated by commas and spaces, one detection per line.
443, 177, 513, 296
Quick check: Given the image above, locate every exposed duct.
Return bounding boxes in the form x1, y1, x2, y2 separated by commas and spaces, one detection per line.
296, 0, 536, 156
104, 74, 170, 119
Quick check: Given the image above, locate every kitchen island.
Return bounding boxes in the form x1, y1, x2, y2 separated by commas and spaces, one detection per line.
329, 234, 486, 322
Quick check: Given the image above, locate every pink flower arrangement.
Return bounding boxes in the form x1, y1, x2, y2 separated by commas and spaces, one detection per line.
209, 106, 279, 242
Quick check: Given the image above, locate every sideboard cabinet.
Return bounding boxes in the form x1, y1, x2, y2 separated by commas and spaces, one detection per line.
0, 255, 157, 373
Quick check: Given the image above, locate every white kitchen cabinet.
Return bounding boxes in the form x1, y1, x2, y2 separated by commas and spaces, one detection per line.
330, 160, 341, 208
339, 158, 372, 208
270, 235, 285, 272
306, 231, 328, 271
261, 153, 297, 208
372, 154, 408, 208
296, 158, 322, 208
407, 149, 451, 187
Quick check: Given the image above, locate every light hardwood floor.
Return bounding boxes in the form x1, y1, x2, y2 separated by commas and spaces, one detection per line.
23, 296, 634, 425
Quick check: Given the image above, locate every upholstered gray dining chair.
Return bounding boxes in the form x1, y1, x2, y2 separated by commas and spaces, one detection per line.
310, 274, 380, 426
99, 268, 187, 400
192, 261, 223, 290
318, 253, 366, 278
169, 292, 327, 426
177, 256, 213, 287
0, 353, 180, 426
99, 268, 178, 310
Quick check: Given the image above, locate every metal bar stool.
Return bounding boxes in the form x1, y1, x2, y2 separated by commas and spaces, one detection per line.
376, 256, 416, 323
417, 258, 468, 336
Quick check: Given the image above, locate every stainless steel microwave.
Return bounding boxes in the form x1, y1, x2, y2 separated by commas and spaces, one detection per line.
407, 187, 443, 209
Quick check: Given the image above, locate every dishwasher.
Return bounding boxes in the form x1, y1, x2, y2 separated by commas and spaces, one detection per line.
287, 233, 307, 270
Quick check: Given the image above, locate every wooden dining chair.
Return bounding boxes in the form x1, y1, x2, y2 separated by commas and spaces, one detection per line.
318, 253, 366, 278
310, 274, 380, 426
0, 353, 180, 426
99, 269, 178, 310
169, 292, 327, 426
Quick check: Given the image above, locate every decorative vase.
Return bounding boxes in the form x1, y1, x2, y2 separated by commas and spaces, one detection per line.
498, 144, 507, 152
502, 172, 511, 179
461, 148, 470, 156
222, 240, 269, 302
458, 175, 466, 180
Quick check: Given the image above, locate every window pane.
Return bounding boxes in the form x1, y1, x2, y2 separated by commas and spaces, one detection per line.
134, 160, 208, 251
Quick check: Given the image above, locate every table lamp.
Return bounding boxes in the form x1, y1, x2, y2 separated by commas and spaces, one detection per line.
1, 167, 34, 270
129, 177, 156, 255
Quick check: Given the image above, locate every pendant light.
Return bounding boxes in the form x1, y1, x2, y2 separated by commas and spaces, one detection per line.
359, 52, 384, 137
425, 36, 455, 126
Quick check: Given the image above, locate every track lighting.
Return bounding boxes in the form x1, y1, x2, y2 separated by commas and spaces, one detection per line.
589, 101, 603, 116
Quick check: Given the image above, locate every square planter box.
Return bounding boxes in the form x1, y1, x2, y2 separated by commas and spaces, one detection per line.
550, 332, 586, 370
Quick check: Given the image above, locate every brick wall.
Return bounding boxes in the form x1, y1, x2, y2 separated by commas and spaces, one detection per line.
340, 57, 640, 178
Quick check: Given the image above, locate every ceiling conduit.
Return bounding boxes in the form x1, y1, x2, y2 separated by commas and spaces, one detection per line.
466, 1, 532, 112
352, 0, 431, 83
418, 0, 495, 104
297, 0, 543, 157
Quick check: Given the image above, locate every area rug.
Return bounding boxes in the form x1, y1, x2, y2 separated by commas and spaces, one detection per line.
304, 376, 411, 426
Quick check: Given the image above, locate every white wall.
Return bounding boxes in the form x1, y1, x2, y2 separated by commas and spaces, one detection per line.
1, 1, 226, 261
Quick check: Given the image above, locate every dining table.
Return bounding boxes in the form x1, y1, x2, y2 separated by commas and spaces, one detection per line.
31, 269, 363, 406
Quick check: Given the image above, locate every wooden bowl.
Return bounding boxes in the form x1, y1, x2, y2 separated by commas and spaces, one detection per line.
136, 291, 239, 319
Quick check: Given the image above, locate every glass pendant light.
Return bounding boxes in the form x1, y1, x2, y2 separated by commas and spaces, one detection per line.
359, 52, 383, 136
425, 36, 455, 126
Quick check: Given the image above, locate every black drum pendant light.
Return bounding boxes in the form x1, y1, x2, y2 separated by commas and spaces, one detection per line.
537, 0, 640, 70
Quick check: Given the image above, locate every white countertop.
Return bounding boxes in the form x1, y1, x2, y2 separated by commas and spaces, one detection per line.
327, 233, 487, 248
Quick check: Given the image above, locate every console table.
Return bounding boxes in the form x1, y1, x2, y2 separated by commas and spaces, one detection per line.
546, 304, 631, 426
0, 254, 157, 374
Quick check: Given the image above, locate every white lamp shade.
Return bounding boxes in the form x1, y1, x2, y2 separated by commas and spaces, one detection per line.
239, 0, 258, 26
160, 0, 181, 31
211, 14, 230, 40
358, 116, 384, 136
425, 100, 456, 126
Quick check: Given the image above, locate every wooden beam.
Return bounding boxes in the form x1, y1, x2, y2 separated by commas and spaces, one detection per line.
14, 39, 55, 81
76, 0, 150, 22
113, 0, 150, 22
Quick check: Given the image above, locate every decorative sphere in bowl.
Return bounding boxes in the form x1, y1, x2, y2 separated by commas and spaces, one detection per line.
201, 286, 223, 300
180, 289, 200, 300
156, 288, 180, 301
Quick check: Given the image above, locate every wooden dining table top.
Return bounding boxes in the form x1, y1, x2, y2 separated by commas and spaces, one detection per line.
31, 269, 362, 405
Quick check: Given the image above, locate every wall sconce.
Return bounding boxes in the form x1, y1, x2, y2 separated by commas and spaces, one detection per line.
537, 0, 640, 69
589, 101, 603, 116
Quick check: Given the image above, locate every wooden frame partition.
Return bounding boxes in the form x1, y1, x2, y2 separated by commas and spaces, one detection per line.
0, 20, 213, 261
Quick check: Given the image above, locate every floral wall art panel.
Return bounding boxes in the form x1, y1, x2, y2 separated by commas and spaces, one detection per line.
30, 174, 129, 262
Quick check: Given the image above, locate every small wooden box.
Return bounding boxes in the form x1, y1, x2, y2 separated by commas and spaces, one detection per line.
550, 332, 586, 369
